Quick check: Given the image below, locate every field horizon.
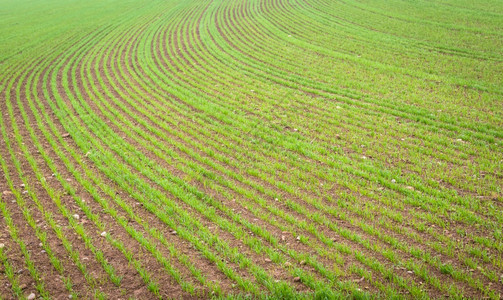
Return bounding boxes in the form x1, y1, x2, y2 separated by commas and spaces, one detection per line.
1, 0, 502, 299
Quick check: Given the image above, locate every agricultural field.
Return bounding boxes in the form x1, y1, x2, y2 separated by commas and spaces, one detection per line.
0, 0, 502, 298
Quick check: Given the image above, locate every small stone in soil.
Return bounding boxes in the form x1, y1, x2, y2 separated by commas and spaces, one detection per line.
296, 236, 301, 241
20, 184, 25, 188
0, 243, 4, 249
293, 277, 301, 282
391, 179, 396, 183
264, 258, 272, 262
73, 214, 80, 220
2, 191, 12, 195
281, 235, 286, 241
27, 293, 36, 300
300, 260, 306, 265
100, 231, 107, 237
134, 289, 142, 297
